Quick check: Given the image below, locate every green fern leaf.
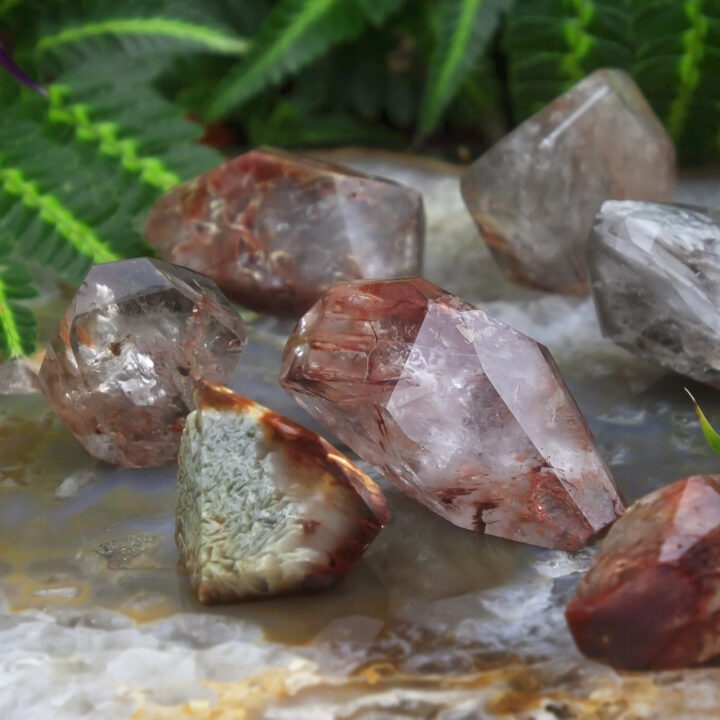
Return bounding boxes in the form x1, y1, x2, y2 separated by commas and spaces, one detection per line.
47, 84, 181, 193
207, 0, 367, 119
504, 0, 632, 121
633, 0, 720, 161
0, 256, 38, 358
0, 163, 120, 264
353, 0, 407, 25
36, 17, 248, 57
419, 0, 508, 135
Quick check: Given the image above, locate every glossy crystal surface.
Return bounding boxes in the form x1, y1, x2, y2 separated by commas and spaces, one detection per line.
37, 258, 246, 467
461, 69, 675, 295
144, 148, 424, 317
281, 277, 624, 550
589, 200, 720, 388
567, 475, 720, 670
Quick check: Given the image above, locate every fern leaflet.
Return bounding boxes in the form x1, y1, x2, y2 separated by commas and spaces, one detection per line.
353, 0, 406, 25
419, 0, 507, 135
503, 0, 632, 120
0, 164, 120, 265
36, 17, 248, 56
48, 84, 181, 192
0, 256, 38, 358
207, 0, 367, 118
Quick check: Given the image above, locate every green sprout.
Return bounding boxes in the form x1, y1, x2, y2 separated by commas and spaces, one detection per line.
686, 388, 720, 455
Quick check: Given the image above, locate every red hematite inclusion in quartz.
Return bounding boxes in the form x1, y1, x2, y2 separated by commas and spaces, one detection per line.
280, 277, 625, 550
566, 475, 720, 670
144, 148, 424, 317
37, 259, 247, 468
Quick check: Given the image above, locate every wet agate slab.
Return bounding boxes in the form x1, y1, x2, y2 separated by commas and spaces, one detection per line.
2, 155, 720, 719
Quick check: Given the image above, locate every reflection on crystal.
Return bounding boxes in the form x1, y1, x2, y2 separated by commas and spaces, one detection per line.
281, 277, 624, 550
567, 475, 720, 669
461, 69, 675, 295
588, 200, 720, 388
145, 148, 425, 317
37, 259, 247, 467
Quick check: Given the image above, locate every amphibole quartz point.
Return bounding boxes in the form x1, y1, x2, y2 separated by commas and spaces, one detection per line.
588, 199, 720, 388
280, 277, 624, 550
461, 68, 675, 296
37, 258, 247, 468
144, 147, 425, 317
175, 380, 388, 605
566, 475, 720, 670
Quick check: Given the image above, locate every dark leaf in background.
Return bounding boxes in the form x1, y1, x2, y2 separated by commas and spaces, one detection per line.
419, 0, 509, 136
207, 0, 368, 119
0, 41, 46, 94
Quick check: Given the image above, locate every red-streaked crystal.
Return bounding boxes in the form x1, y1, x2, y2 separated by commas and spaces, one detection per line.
144, 148, 424, 317
37, 258, 246, 468
280, 277, 624, 550
566, 475, 720, 670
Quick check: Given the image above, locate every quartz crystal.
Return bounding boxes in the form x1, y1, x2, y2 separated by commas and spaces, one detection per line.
176, 381, 387, 604
588, 200, 720, 388
461, 69, 675, 296
280, 277, 624, 550
38, 258, 246, 468
144, 148, 424, 317
566, 475, 720, 670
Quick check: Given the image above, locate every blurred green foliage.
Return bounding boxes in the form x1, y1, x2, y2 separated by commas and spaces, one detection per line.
0, 0, 719, 357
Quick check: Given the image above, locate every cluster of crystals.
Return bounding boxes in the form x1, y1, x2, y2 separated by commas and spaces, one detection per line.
144, 148, 424, 317
566, 476, 720, 670
281, 277, 625, 550
461, 69, 675, 295
37, 259, 247, 467
35, 70, 719, 667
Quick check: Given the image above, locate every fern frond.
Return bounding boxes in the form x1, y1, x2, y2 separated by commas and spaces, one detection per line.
633, 0, 720, 161
0, 163, 120, 265
353, 0, 406, 25
419, 0, 508, 135
36, 17, 248, 57
0, 256, 38, 358
52, 60, 222, 183
207, 0, 367, 119
504, 0, 632, 120
48, 85, 180, 192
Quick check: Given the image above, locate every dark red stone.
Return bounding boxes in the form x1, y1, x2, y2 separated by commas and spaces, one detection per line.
566, 475, 720, 670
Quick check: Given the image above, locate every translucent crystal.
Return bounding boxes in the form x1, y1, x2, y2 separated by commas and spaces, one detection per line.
144, 148, 424, 317
280, 277, 624, 550
588, 200, 720, 388
461, 69, 675, 296
37, 259, 246, 467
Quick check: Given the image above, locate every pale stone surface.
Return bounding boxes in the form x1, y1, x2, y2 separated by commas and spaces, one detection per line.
461, 69, 675, 295
37, 259, 246, 467
144, 148, 424, 317
567, 475, 720, 670
281, 277, 624, 550
176, 381, 386, 604
588, 200, 720, 389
